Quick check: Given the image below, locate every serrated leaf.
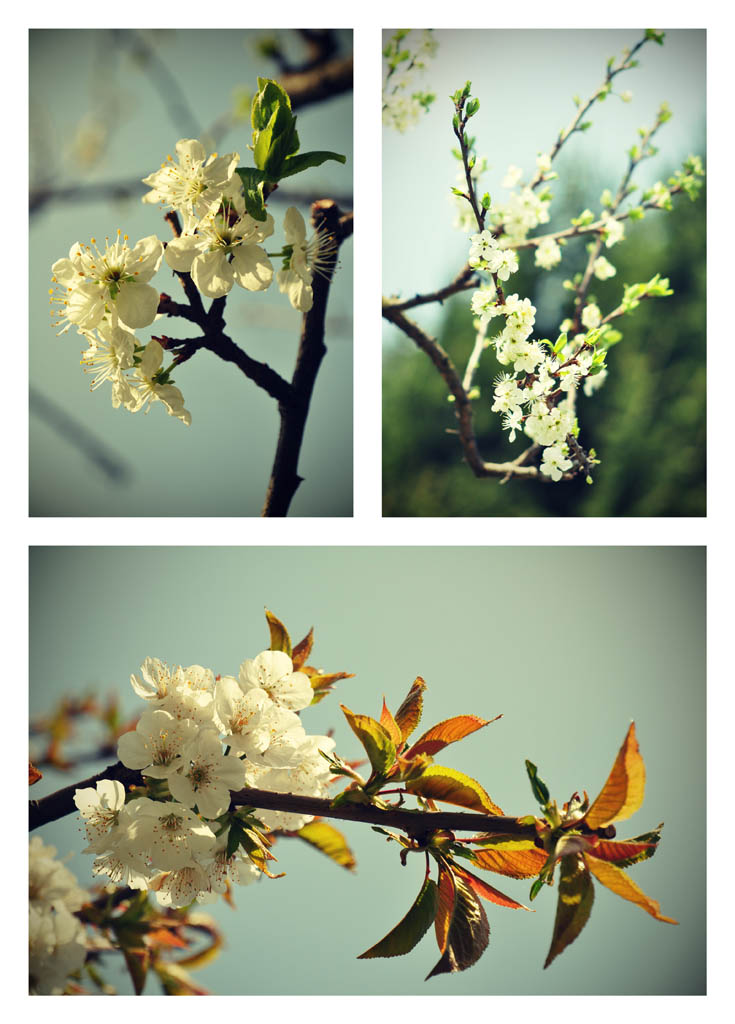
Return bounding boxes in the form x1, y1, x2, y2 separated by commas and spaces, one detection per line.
406, 765, 503, 814
426, 866, 489, 979
340, 705, 396, 775
585, 722, 645, 829
406, 714, 498, 760
394, 677, 426, 741
380, 698, 403, 747
279, 150, 347, 179
586, 856, 677, 923
291, 628, 314, 671
543, 855, 594, 968
295, 820, 356, 871
235, 167, 269, 222
264, 609, 292, 657
454, 865, 531, 910
468, 838, 548, 879
358, 877, 438, 959
587, 837, 659, 865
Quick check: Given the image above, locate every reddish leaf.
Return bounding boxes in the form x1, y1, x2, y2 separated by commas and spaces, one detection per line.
426, 865, 489, 979
434, 861, 455, 953
544, 855, 595, 969
406, 765, 503, 814
394, 677, 426, 742
586, 856, 678, 923
406, 714, 500, 760
29, 762, 43, 785
146, 926, 189, 950
585, 722, 645, 829
380, 699, 403, 747
291, 627, 314, 670
587, 839, 658, 864
454, 865, 531, 910
358, 876, 438, 959
469, 838, 548, 879
265, 608, 292, 657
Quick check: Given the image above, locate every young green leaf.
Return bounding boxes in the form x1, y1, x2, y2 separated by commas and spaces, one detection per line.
358, 876, 438, 959
525, 760, 551, 808
279, 150, 347, 179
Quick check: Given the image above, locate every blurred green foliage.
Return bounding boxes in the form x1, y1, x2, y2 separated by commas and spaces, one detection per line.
383, 171, 705, 518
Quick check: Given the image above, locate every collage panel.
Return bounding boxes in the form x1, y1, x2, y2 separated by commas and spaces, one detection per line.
382, 29, 705, 516
30, 29, 353, 517
29, 546, 704, 995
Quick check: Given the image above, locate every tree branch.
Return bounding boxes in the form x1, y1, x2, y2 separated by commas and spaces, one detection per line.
260, 200, 353, 516
384, 264, 478, 312
29, 759, 615, 840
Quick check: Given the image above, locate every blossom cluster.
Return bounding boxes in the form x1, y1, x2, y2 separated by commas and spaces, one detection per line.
29, 837, 88, 994
74, 650, 335, 909
50, 138, 333, 424
382, 30, 438, 133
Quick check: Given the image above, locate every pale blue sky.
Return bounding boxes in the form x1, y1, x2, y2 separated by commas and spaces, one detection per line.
29, 546, 705, 995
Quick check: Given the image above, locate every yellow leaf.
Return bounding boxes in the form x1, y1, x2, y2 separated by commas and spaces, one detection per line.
406, 765, 503, 814
586, 855, 678, 923
394, 677, 426, 742
585, 722, 645, 829
340, 705, 396, 775
405, 714, 499, 759
295, 820, 356, 871
265, 608, 292, 657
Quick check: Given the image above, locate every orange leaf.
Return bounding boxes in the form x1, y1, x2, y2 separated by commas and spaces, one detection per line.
265, 608, 292, 657
380, 699, 403, 748
406, 765, 503, 814
394, 677, 426, 742
585, 722, 645, 829
291, 627, 314, 671
454, 865, 531, 910
470, 842, 548, 879
586, 856, 678, 923
405, 714, 500, 759
29, 762, 43, 785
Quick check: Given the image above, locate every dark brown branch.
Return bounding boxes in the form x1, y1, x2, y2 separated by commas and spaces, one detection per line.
281, 55, 353, 110
261, 200, 353, 516
382, 303, 560, 482
385, 264, 478, 312
30, 759, 616, 841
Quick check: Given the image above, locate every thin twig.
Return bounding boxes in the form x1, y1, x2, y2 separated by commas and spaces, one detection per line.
385, 264, 478, 312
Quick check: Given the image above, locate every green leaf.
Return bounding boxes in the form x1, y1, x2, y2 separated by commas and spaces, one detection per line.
279, 150, 347, 179
426, 864, 489, 978
525, 760, 550, 808
340, 704, 397, 775
236, 168, 269, 222
543, 855, 594, 968
251, 77, 300, 178
358, 877, 438, 959
265, 608, 292, 657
